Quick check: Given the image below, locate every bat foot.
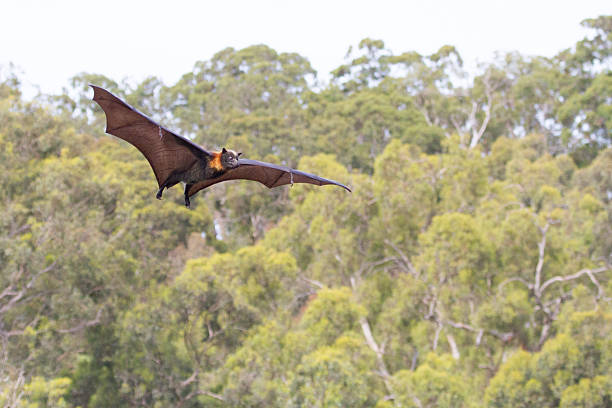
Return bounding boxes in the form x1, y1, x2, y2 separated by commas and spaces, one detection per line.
184, 184, 193, 209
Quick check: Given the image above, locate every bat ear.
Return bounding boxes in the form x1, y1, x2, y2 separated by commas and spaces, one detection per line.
222, 147, 227, 153
237, 152, 243, 157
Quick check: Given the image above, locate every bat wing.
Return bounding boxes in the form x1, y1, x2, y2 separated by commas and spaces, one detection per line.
187, 158, 351, 197
90, 85, 211, 188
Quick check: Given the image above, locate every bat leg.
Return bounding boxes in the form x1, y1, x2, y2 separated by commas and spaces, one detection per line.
184, 184, 193, 208
156, 182, 179, 200
156, 173, 183, 200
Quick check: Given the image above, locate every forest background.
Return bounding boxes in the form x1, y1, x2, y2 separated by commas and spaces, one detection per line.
1, 14, 611, 407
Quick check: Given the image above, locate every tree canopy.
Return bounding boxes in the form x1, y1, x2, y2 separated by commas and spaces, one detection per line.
1, 15, 611, 407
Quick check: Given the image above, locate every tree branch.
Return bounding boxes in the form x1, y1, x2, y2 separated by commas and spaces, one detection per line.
299, 276, 325, 289
446, 334, 460, 359
432, 323, 442, 350
8, 224, 31, 239
57, 307, 103, 334
498, 276, 532, 293
359, 317, 391, 379
0, 262, 57, 315
444, 319, 513, 342
539, 266, 609, 295
350, 271, 393, 394
469, 68, 500, 148
195, 390, 225, 402
466, 100, 478, 147
384, 239, 416, 275
534, 224, 549, 297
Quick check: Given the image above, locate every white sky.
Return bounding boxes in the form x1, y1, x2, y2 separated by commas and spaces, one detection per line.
1, 0, 610, 98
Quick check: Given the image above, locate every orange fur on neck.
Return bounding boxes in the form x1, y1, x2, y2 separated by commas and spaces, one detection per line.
210, 152, 224, 171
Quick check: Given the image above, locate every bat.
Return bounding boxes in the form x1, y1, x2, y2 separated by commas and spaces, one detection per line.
90, 85, 351, 207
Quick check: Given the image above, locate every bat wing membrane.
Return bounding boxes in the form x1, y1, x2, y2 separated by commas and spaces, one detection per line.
91, 85, 211, 188
187, 159, 351, 197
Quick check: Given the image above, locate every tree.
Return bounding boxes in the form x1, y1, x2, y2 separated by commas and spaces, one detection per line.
3, 19, 612, 406
485, 309, 612, 407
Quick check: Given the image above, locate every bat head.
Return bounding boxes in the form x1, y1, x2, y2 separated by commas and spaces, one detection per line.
221, 147, 241, 169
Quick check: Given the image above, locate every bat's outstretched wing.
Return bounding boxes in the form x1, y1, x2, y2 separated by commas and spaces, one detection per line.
187, 158, 351, 197
90, 85, 211, 188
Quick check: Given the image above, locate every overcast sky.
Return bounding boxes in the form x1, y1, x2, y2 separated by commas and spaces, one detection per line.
1, 0, 610, 98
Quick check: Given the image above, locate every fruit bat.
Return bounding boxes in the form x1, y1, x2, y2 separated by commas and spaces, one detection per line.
90, 85, 351, 207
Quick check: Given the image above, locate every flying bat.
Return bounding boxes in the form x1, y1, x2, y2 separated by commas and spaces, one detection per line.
90, 86, 351, 207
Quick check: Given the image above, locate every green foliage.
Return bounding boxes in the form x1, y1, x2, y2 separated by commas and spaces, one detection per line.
288, 334, 380, 407
305, 81, 442, 172
3, 19, 612, 407
559, 376, 612, 408
485, 311, 612, 407
418, 212, 493, 286
299, 288, 366, 345
24, 376, 72, 408
392, 353, 466, 408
